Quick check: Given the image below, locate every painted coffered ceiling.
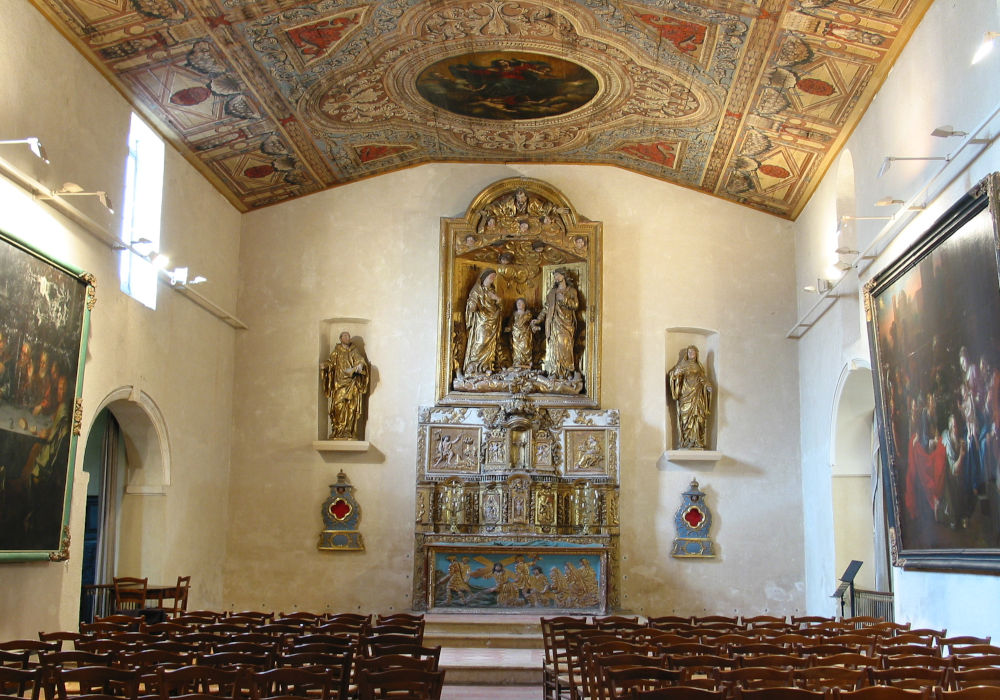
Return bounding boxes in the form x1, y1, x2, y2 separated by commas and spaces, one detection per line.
31, 0, 930, 218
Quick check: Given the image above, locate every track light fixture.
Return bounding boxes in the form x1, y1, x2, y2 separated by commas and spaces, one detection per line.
0, 138, 49, 163
39, 182, 114, 213
972, 31, 999, 65
877, 156, 949, 178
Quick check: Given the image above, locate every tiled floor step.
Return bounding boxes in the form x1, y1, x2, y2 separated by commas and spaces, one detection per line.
426, 613, 546, 686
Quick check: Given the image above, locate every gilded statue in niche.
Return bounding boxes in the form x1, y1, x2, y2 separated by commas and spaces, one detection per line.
321, 332, 370, 440
668, 345, 713, 449
533, 269, 578, 379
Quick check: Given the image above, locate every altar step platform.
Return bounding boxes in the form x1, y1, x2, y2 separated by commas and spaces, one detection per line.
426, 613, 544, 687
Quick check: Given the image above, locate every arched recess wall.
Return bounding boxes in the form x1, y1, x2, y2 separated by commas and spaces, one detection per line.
830, 361, 879, 592
90, 387, 171, 580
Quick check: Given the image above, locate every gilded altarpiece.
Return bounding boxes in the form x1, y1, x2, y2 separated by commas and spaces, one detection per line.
413, 178, 619, 612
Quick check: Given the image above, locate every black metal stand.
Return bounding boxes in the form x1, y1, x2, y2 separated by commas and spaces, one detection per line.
830, 559, 863, 617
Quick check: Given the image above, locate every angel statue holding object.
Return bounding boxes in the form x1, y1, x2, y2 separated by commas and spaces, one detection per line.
668, 345, 713, 449
321, 331, 370, 440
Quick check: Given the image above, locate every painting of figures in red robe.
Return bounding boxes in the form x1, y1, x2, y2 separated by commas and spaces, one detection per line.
867, 172, 1000, 572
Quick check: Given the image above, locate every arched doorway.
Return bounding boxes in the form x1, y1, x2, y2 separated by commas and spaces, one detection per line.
79, 388, 170, 621
831, 362, 891, 598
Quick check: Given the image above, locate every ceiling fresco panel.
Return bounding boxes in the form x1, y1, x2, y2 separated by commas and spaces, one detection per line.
29, 0, 932, 217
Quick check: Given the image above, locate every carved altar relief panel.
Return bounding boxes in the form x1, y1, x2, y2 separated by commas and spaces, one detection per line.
427, 426, 480, 474
437, 178, 602, 407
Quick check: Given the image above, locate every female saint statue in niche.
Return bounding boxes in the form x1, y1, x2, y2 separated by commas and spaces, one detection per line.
321, 331, 370, 440
667, 345, 713, 449
463, 269, 502, 375
532, 269, 579, 379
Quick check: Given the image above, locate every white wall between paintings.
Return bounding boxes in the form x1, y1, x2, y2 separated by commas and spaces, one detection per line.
795, 0, 1000, 632
234, 162, 804, 616
0, 4, 241, 638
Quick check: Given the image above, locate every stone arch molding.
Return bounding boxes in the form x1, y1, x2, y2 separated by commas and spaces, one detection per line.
92, 386, 171, 495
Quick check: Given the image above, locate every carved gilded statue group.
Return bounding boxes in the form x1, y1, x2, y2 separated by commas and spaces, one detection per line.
442, 181, 599, 402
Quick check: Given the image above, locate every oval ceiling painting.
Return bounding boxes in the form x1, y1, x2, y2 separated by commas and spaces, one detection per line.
416, 52, 599, 120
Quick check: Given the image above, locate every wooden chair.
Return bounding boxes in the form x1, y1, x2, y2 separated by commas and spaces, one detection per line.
712, 667, 796, 694
951, 656, 1000, 670
792, 618, 834, 629
112, 578, 150, 619
361, 646, 439, 670
374, 614, 422, 628
936, 689, 1000, 700
949, 668, 1000, 690
835, 687, 930, 700
276, 651, 353, 700
75, 641, 131, 656
628, 688, 726, 700
38, 633, 84, 652
53, 666, 140, 700
249, 667, 339, 700
585, 648, 666, 700
197, 652, 272, 673
117, 649, 193, 698
647, 617, 693, 629
601, 666, 683, 700
0, 666, 43, 700
743, 617, 789, 630
544, 618, 592, 700
812, 653, 877, 670
843, 618, 889, 630
667, 654, 737, 685
867, 667, 949, 690
355, 667, 444, 700
882, 655, 952, 671
941, 639, 993, 657
793, 666, 868, 691
155, 665, 245, 699
739, 655, 813, 670
876, 645, 940, 659
737, 688, 827, 700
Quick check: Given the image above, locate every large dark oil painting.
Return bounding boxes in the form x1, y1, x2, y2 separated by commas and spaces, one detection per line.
416, 51, 599, 120
0, 231, 92, 561
866, 172, 1000, 573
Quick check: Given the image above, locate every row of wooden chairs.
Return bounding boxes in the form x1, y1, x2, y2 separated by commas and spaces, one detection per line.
542, 618, 996, 700
0, 661, 444, 700
629, 687, 1000, 700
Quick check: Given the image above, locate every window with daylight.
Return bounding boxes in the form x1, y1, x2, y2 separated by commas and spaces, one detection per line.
120, 112, 165, 309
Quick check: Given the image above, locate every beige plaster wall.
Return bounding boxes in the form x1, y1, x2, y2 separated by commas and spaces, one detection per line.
0, 3, 241, 638
233, 163, 804, 615
794, 0, 1000, 633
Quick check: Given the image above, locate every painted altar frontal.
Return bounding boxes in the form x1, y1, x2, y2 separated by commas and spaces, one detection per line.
413, 177, 620, 613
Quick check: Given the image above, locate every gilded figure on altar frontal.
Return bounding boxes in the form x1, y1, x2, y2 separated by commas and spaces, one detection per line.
532, 269, 578, 379
463, 269, 502, 375
668, 345, 713, 449
321, 332, 370, 440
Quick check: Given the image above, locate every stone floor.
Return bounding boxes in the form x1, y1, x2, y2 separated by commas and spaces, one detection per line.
438, 646, 543, 699
441, 686, 539, 699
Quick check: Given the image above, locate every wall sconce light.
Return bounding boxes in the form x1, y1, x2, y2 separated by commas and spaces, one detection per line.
39, 182, 114, 213
803, 279, 833, 294
150, 252, 170, 269
972, 31, 999, 65
835, 246, 859, 255
877, 156, 949, 178
0, 138, 49, 163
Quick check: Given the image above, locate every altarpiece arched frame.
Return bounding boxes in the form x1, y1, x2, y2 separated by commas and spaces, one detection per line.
436, 177, 602, 406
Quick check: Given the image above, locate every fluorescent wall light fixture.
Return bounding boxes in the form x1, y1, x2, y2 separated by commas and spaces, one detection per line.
972, 31, 999, 64
877, 156, 949, 178
39, 182, 115, 213
875, 197, 925, 210
803, 279, 833, 294
0, 138, 49, 163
